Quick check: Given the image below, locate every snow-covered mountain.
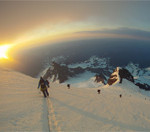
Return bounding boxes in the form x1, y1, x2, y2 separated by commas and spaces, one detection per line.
125, 63, 150, 90
42, 56, 113, 84
41, 56, 150, 91
1, 67, 150, 131
14, 38, 150, 77
68, 56, 110, 69
107, 66, 150, 91
107, 67, 134, 85
126, 63, 150, 85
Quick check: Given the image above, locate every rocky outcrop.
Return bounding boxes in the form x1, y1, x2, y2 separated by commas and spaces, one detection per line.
135, 83, 150, 91
107, 67, 150, 91
95, 74, 106, 84
107, 74, 118, 85
43, 60, 150, 91
107, 67, 119, 85
119, 68, 134, 83
43, 62, 74, 83
107, 67, 134, 85
43, 61, 112, 83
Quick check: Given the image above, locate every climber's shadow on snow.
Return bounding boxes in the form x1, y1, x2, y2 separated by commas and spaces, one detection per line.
51, 97, 146, 131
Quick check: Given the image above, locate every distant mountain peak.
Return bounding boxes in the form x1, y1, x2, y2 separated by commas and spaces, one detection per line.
107, 67, 134, 85
42, 56, 112, 84
68, 56, 110, 69
41, 56, 150, 91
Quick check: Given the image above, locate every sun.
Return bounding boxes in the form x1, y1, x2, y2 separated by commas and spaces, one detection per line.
0, 45, 11, 59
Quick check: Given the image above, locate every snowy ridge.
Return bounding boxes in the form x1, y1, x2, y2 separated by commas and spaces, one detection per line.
41, 56, 113, 84
41, 56, 150, 89
68, 56, 109, 69
111, 79, 139, 93
40, 56, 150, 92
0, 68, 50, 131
70, 77, 104, 88
64, 71, 96, 84
125, 63, 141, 76
0, 67, 61, 132
1, 68, 150, 131
111, 67, 120, 85
126, 62, 150, 85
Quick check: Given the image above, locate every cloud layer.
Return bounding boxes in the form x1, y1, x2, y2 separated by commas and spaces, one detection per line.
0, 1, 150, 45
76, 27, 150, 40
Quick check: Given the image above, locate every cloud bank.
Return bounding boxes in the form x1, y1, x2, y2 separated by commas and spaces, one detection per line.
76, 27, 150, 41
0, 1, 150, 45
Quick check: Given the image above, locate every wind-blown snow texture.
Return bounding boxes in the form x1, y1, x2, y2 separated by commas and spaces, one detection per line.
1, 68, 150, 131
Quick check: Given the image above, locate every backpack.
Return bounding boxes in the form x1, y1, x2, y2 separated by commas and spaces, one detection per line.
41, 82, 46, 89
46, 80, 49, 84
46, 80, 50, 88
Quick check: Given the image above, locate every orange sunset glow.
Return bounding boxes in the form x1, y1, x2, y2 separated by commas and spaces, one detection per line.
1, 1, 150, 132
0, 45, 11, 59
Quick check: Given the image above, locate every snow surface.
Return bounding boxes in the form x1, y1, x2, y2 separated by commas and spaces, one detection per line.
1, 68, 150, 131
0, 68, 49, 131
64, 71, 96, 84
50, 81, 150, 131
125, 63, 141, 77
66, 77, 104, 88
126, 62, 150, 85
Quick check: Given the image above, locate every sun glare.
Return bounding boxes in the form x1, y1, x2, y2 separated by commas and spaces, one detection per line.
0, 45, 11, 59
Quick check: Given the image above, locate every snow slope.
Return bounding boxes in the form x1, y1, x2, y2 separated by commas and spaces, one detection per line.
49, 81, 150, 131
1, 67, 150, 131
64, 71, 96, 84
0, 68, 50, 131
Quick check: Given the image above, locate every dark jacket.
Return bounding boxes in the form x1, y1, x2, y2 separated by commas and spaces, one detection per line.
38, 78, 49, 91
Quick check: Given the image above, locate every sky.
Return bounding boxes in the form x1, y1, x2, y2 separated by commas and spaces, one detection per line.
0, 1, 150, 60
